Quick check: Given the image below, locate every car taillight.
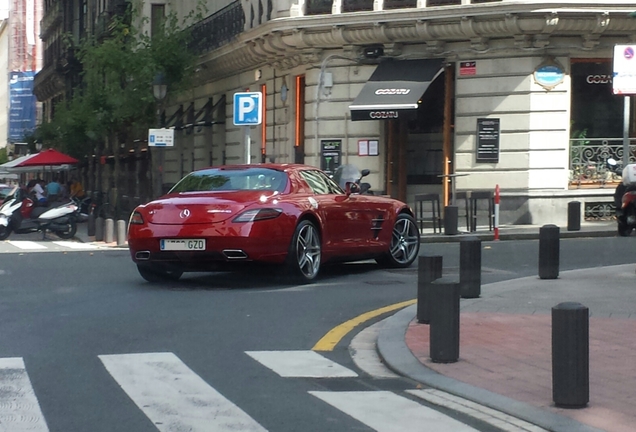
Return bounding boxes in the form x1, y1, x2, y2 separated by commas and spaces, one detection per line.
233, 208, 282, 223
129, 211, 144, 225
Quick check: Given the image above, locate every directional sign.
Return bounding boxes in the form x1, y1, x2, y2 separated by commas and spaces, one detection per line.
148, 128, 174, 147
233, 92, 262, 126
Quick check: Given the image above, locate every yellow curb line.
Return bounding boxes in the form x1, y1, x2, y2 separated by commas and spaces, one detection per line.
312, 299, 416, 352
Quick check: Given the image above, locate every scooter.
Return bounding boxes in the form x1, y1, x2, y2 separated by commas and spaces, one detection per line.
333, 164, 374, 195
0, 186, 79, 240
607, 158, 636, 236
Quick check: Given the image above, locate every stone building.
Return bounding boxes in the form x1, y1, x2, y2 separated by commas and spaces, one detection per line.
36, 0, 636, 225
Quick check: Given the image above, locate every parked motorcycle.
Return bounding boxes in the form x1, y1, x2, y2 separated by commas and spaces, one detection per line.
333, 164, 374, 195
0, 186, 79, 240
607, 158, 636, 236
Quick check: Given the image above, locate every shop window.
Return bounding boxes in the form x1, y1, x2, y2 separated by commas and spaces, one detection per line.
569, 59, 635, 187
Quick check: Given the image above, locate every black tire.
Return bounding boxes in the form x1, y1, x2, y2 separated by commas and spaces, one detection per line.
55, 219, 77, 239
286, 220, 321, 283
137, 265, 183, 283
618, 220, 633, 237
0, 225, 11, 240
376, 213, 420, 268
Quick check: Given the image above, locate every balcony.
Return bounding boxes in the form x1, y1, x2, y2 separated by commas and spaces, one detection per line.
188, 1, 245, 55
40, 1, 62, 40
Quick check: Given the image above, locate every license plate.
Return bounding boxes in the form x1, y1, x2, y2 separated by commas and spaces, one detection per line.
160, 239, 206, 251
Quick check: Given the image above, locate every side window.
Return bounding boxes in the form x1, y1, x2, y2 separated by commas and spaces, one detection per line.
299, 170, 330, 194
315, 171, 345, 194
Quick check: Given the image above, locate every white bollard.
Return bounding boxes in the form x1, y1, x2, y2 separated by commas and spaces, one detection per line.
104, 218, 115, 243
116, 220, 127, 246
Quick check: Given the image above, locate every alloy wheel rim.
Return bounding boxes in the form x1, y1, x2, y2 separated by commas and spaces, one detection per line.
296, 224, 321, 278
390, 218, 419, 264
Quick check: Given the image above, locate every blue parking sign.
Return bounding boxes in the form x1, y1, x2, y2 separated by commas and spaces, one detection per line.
233, 92, 262, 125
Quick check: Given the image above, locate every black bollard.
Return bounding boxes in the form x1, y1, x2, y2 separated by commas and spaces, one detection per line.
567, 201, 581, 231
444, 205, 459, 235
539, 224, 560, 279
95, 216, 104, 242
459, 236, 481, 298
417, 256, 443, 324
552, 302, 589, 408
87, 213, 96, 237
429, 276, 460, 363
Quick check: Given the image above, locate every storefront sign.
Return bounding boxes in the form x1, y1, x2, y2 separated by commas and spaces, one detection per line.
533, 59, 565, 90
351, 110, 400, 121
320, 139, 341, 175
476, 118, 500, 163
374, 88, 411, 95
613, 44, 636, 95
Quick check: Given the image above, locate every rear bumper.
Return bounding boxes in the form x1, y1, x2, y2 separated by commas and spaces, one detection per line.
128, 221, 291, 267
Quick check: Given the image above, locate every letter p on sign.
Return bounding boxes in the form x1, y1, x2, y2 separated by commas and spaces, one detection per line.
233, 92, 262, 125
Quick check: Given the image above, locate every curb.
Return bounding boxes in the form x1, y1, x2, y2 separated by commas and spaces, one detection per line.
376, 305, 605, 432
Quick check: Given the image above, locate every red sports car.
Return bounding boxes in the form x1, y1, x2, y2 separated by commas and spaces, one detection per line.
127, 164, 420, 283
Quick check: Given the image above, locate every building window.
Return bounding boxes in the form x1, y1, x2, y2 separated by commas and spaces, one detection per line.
305, 0, 332, 15
342, 0, 373, 13
150, 4, 165, 39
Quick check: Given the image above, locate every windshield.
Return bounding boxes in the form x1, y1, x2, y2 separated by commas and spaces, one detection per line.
169, 168, 288, 193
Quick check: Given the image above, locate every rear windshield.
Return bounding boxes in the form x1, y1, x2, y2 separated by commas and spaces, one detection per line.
169, 168, 288, 193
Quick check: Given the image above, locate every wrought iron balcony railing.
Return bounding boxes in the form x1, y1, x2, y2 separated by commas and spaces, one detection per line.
188, 1, 245, 55
569, 138, 636, 188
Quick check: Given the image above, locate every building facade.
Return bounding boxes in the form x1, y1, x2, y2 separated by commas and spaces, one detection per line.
36, 0, 636, 225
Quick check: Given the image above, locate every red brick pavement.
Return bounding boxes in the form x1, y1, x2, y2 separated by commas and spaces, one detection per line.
405, 313, 636, 432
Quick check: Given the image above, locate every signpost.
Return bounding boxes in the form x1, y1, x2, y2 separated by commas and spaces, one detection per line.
613, 44, 636, 167
148, 128, 175, 196
233, 92, 263, 164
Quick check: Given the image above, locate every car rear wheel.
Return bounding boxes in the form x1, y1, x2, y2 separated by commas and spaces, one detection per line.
377, 213, 420, 268
286, 220, 321, 283
137, 264, 183, 283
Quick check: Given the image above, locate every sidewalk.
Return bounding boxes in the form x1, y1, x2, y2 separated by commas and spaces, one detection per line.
378, 263, 636, 432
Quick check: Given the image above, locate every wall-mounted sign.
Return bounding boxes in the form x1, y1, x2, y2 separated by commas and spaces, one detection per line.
459, 61, 476, 76
613, 44, 636, 95
476, 118, 500, 163
320, 139, 342, 175
533, 58, 565, 90
358, 139, 379, 156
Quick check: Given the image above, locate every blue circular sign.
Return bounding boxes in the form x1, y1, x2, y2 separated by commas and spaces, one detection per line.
534, 64, 565, 89
624, 46, 634, 59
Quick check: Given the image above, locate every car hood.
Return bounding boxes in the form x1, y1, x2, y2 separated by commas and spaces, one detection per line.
139, 191, 280, 225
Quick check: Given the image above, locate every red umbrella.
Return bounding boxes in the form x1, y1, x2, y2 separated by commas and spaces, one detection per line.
14, 148, 79, 167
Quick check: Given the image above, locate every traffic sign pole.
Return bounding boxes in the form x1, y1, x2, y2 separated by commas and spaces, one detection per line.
244, 126, 251, 164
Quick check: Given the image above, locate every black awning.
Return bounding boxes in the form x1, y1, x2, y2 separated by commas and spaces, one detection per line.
349, 59, 444, 121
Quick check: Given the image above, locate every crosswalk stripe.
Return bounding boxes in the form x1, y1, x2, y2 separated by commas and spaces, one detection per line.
0, 357, 50, 432
99, 352, 267, 432
310, 391, 479, 432
52, 241, 98, 249
7, 241, 48, 250
246, 350, 358, 378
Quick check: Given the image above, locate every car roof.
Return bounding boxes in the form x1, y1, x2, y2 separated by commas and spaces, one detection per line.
192, 163, 318, 173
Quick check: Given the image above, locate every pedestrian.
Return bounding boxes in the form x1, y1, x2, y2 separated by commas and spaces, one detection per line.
28, 179, 47, 205
69, 177, 85, 199
46, 175, 62, 202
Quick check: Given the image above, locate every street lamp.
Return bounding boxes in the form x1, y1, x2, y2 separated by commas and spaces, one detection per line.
35, 141, 42, 152
152, 72, 167, 197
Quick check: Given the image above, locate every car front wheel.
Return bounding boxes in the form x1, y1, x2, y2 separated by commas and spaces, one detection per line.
137, 264, 183, 283
377, 213, 420, 268
286, 220, 321, 283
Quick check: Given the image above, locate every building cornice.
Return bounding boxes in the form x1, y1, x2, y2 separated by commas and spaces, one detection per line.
196, 3, 636, 82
